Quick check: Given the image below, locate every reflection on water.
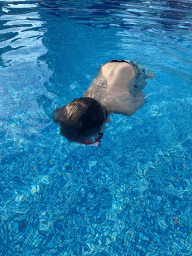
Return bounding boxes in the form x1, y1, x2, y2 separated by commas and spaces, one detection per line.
0, 2, 55, 142
0, 3, 46, 64
38, 0, 192, 31
159, 0, 192, 29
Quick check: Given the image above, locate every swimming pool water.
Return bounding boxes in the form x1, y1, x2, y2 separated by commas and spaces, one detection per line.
1, 0, 192, 255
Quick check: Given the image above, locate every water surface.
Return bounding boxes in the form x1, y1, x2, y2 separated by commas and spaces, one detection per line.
0, 1, 192, 255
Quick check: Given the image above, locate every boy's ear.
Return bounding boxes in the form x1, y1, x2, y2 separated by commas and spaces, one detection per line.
53, 107, 66, 122
79, 122, 83, 129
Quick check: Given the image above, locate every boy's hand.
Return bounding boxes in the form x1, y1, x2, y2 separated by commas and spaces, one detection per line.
146, 73, 155, 79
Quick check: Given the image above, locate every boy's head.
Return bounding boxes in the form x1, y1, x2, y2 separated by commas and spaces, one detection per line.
54, 97, 107, 142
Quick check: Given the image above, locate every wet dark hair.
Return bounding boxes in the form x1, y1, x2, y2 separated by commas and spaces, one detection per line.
54, 97, 107, 142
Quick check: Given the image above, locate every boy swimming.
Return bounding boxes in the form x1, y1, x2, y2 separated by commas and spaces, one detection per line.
54, 60, 154, 146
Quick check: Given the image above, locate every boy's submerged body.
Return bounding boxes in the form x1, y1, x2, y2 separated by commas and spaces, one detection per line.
54, 60, 154, 146
84, 60, 152, 117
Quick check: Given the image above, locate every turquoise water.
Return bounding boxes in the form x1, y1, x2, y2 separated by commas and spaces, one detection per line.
0, 0, 192, 255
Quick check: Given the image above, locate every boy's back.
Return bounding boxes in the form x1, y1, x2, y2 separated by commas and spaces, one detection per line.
84, 61, 146, 116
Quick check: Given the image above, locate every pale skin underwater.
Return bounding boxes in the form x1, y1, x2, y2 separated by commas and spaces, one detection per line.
84, 60, 155, 126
